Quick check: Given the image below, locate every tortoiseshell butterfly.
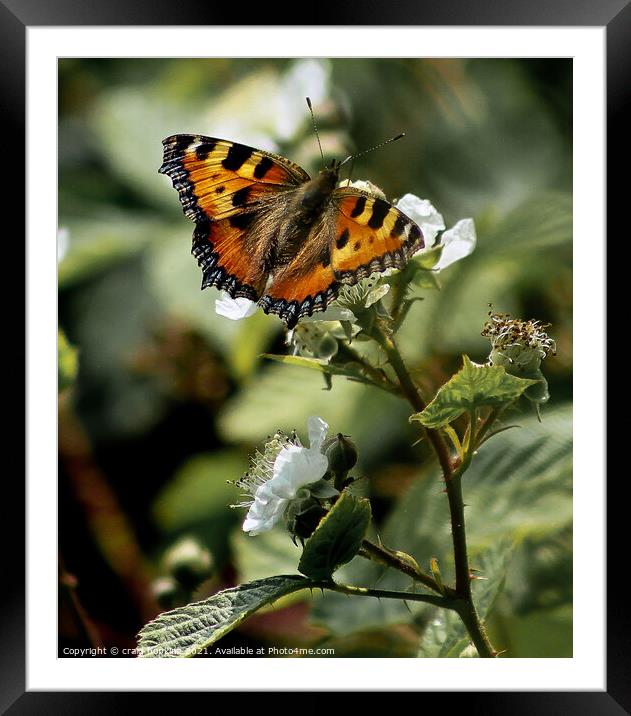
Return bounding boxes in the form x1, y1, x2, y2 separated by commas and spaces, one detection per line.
159, 115, 425, 328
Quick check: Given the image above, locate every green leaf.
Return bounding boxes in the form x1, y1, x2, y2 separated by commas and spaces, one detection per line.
58, 329, 78, 391
137, 575, 310, 657
262, 353, 368, 381
418, 540, 513, 657
410, 355, 536, 429
298, 492, 371, 580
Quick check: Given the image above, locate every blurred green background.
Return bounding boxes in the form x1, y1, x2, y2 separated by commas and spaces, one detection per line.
58, 58, 572, 657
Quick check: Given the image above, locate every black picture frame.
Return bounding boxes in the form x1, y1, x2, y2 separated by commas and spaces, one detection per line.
7, 1, 620, 711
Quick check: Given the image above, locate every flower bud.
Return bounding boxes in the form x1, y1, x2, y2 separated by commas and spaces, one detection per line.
325, 433, 359, 474
162, 537, 213, 591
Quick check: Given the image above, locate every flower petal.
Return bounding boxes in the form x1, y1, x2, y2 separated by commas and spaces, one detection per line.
307, 416, 329, 450
435, 218, 477, 271
243, 494, 288, 535
365, 283, 390, 307
395, 194, 445, 246
271, 444, 328, 499
215, 292, 258, 320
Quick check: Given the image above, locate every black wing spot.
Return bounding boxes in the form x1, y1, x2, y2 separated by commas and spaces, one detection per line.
368, 199, 389, 230
353, 241, 361, 251
232, 186, 251, 206
215, 186, 225, 194
196, 141, 217, 161
253, 156, 274, 179
350, 196, 366, 218
222, 144, 253, 171
409, 224, 422, 245
229, 212, 256, 230
391, 215, 407, 238
336, 228, 350, 250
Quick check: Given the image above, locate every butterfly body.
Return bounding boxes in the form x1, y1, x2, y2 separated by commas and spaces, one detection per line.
160, 135, 424, 328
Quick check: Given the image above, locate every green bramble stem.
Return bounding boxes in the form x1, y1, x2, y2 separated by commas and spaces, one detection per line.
318, 581, 460, 610
360, 538, 454, 597
454, 594, 497, 658
369, 319, 497, 658
370, 322, 453, 479
336, 341, 398, 394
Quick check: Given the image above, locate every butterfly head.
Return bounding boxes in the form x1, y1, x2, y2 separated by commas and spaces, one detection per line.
300, 163, 341, 211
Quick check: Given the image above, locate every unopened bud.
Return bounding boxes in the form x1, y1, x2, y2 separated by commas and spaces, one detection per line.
325, 433, 359, 474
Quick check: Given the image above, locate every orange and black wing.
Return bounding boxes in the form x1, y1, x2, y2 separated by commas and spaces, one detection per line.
259, 189, 424, 327
329, 188, 424, 283
258, 216, 338, 326
159, 134, 310, 300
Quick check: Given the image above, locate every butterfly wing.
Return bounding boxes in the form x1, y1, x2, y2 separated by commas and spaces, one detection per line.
160, 134, 310, 299
330, 188, 424, 281
259, 188, 424, 326
258, 214, 338, 326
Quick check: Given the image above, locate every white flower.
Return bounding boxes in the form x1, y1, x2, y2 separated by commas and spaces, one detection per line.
434, 218, 477, 271
236, 416, 336, 536
215, 292, 258, 320
395, 194, 476, 271
395, 194, 445, 247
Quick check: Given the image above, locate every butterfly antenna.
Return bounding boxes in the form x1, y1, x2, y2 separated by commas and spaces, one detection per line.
340, 132, 406, 167
347, 157, 356, 183
306, 97, 325, 164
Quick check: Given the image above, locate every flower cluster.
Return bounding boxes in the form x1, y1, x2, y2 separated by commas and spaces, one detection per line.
482, 309, 556, 374
232, 416, 338, 536
482, 309, 556, 419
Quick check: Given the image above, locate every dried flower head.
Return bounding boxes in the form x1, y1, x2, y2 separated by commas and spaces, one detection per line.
482, 308, 556, 374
